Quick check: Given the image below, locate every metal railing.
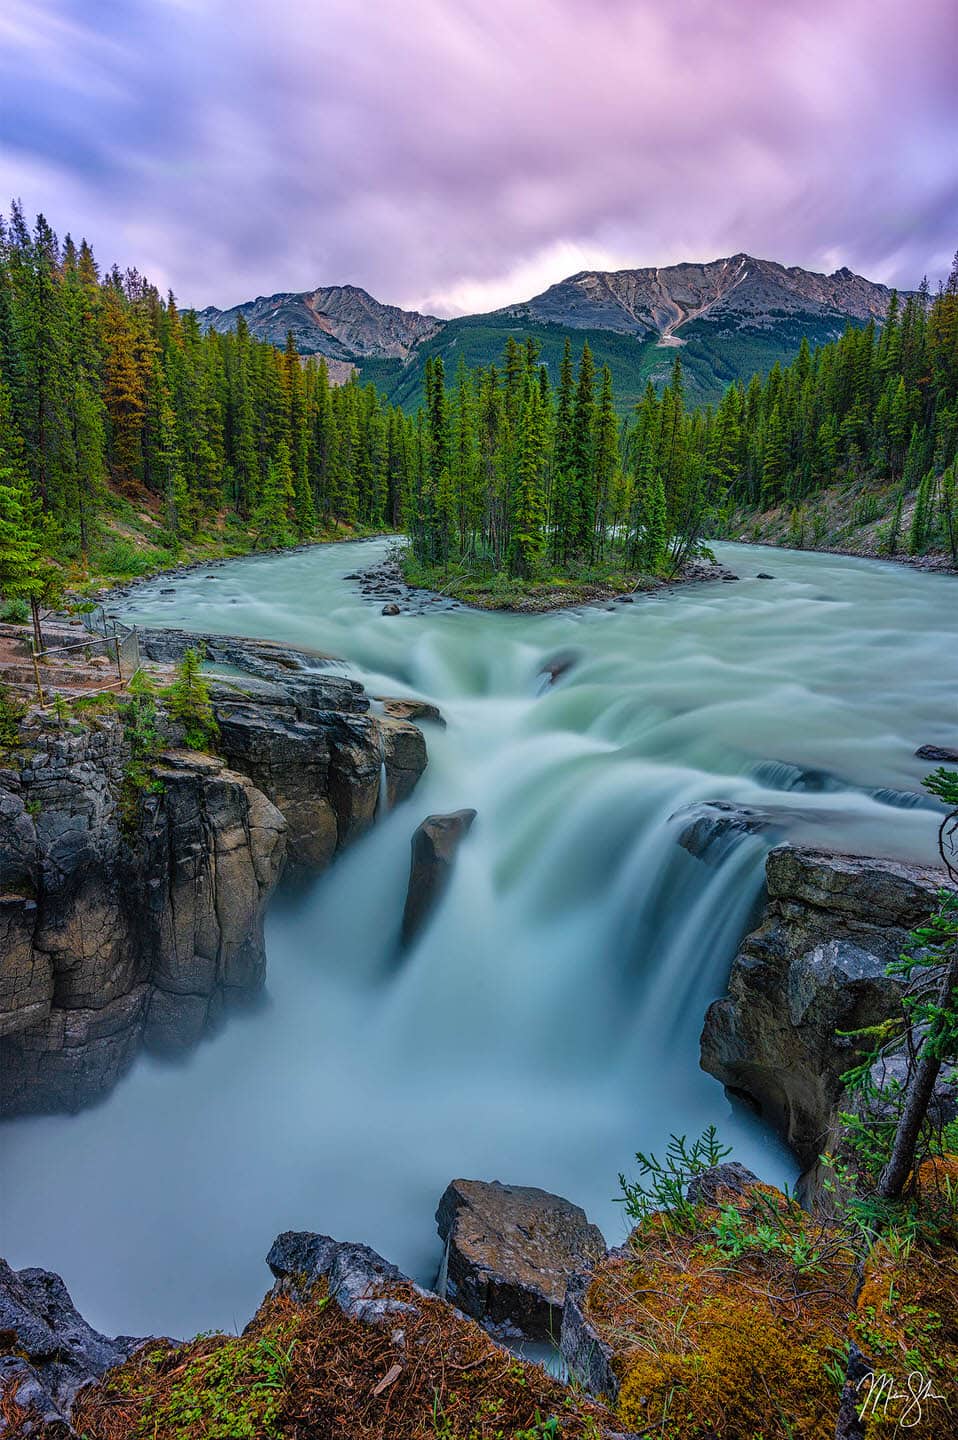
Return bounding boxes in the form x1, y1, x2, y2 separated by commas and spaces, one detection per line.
29, 608, 141, 708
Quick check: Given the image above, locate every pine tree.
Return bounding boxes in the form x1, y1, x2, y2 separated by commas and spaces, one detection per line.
569, 342, 596, 555
0, 466, 51, 651
510, 382, 547, 578
167, 646, 219, 751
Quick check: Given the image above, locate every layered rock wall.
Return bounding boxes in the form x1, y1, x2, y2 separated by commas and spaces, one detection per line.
0, 633, 427, 1115
700, 846, 949, 1185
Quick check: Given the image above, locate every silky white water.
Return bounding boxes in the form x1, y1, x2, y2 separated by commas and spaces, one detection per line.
1, 541, 955, 1340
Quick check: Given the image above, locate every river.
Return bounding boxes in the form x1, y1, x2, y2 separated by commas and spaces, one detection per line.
1, 540, 955, 1341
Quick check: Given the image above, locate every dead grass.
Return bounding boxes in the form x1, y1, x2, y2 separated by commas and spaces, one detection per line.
71, 1280, 619, 1440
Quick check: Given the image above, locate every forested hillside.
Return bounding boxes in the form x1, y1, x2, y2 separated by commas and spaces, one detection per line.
0, 204, 416, 597
403, 266, 958, 597
1, 205, 956, 620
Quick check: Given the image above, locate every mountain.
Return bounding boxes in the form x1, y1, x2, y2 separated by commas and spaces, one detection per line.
197, 256, 907, 408
196, 284, 442, 381
498, 255, 897, 337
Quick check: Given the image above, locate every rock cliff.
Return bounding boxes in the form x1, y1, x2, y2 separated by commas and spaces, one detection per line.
700, 846, 951, 1189
0, 633, 427, 1116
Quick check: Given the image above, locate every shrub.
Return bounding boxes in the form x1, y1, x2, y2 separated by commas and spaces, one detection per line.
0, 596, 29, 624
0, 683, 25, 756
166, 647, 219, 751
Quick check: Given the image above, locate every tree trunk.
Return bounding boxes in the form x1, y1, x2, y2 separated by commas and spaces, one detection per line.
30, 596, 43, 656
876, 947, 958, 1201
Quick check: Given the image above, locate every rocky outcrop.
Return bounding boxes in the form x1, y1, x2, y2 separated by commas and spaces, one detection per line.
377, 697, 445, 728
0, 1259, 144, 1432
353, 555, 461, 615
435, 1179, 606, 1341
0, 632, 428, 1115
401, 809, 476, 946
9, 1233, 632, 1440
700, 846, 948, 1185
267, 1231, 428, 1326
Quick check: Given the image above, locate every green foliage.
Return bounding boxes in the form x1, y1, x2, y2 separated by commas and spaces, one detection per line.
709, 1188, 826, 1274
0, 681, 25, 756
119, 668, 164, 824
837, 764, 958, 1213
96, 537, 175, 579
166, 646, 218, 751
617, 1126, 731, 1234
133, 1333, 296, 1439
0, 595, 28, 622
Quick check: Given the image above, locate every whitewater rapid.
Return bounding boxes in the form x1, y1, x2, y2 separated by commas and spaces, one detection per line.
1, 540, 955, 1339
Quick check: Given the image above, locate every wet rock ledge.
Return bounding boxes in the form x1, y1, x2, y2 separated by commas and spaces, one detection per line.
0, 632, 427, 1117
700, 844, 954, 1194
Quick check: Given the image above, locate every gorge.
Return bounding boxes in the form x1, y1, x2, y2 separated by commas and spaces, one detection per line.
1, 537, 955, 1359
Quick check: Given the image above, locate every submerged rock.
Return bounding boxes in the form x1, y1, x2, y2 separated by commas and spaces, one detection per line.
401, 809, 476, 946
700, 845, 946, 1190
538, 649, 580, 686
435, 1179, 606, 1341
672, 799, 780, 865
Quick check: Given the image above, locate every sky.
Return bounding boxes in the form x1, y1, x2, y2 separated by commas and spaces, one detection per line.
0, 0, 956, 317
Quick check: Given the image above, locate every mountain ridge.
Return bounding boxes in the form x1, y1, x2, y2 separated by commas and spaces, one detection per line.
196, 253, 911, 406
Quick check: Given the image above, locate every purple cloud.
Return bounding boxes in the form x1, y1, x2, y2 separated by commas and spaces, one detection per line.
1, 0, 955, 314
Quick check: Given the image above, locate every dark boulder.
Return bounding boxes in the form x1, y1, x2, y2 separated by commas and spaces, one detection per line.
435, 1179, 606, 1341
267, 1232, 422, 1326
401, 810, 476, 946
0, 1259, 145, 1426
916, 743, 958, 763
686, 1161, 760, 1206
381, 603, 401, 616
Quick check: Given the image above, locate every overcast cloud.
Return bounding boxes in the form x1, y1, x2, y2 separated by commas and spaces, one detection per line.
1, 0, 955, 315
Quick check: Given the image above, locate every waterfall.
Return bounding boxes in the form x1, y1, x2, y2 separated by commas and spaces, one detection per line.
1, 536, 954, 1341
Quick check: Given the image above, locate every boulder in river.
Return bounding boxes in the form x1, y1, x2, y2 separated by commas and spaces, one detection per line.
538, 649, 580, 686
435, 1179, 606, 1341
916, 743, 958, 763
401, 809, 476, 946
377, 697, 446, 728
381, 602, 401, 616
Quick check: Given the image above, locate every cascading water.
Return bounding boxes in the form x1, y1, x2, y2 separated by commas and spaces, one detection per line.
1, 539, 955, 1342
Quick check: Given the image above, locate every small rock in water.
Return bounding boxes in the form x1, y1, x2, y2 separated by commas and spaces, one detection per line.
378, 698, 446, 728
435, 1179, 606, 1341
756, 572, 775, 580
381, 602, 401, 616
401, 810, 476, 946
916, 743, 958, 763
539, 649, 580, 686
